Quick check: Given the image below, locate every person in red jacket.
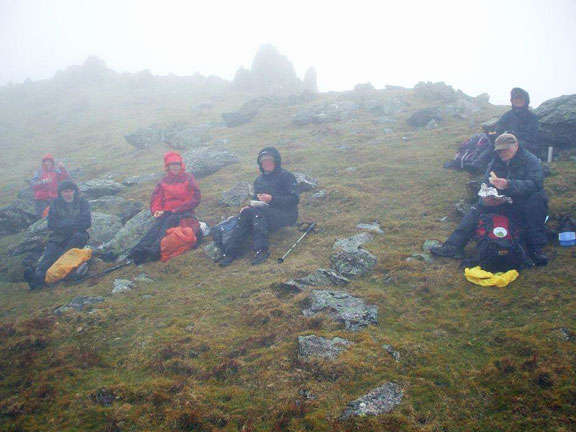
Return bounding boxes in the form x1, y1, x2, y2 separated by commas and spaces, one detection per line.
128, 152, 201, 264
30, 154, 69, 217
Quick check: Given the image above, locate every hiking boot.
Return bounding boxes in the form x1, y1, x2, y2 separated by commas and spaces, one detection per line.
529, 247, 548, 267
24, 268, 41, 290
129, 248, 148, 265
429, 243, 466, 259
251, 249, 270, 265
219, 253, 236, 267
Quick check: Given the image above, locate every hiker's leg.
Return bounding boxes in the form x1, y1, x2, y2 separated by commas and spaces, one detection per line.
445, 205, 484, 249
251, 207, 272, 251
132, 217, 165, 251
517, 193, 549, 250
34, 241, 65, 286
64, 232, 89, 251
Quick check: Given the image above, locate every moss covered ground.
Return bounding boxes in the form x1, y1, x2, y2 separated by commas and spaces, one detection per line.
0, 76, 575, 431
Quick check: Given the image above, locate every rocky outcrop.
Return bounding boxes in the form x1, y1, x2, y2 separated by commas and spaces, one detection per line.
339, 382, 403, 420
333, 233, 374, 252
534, 94, 576, 148
88, 196, 143, 223
0, 199, 37, 236
330, 249, 377, 278
407, 108, 443, 128
78, 179, 125, 199
415, 81, 458, 102
54, 296, 105, 314
98, 209, 155, 261
301, 290, 378, 331
182, 147, 239, 178
302, 68, 318, 94
292, 102, 360, 125
221, 182, 253, 206
293, 172, 318, 193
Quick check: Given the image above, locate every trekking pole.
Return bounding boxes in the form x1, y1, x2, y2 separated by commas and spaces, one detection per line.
277, 222, 316, 264
68, 260, 134, 285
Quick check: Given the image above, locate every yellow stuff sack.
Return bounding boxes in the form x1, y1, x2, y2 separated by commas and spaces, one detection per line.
45, 248, 92, 284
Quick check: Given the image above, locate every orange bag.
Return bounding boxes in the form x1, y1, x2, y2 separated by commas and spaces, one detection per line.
160, 226, 196, 262
45, 248, 92, 284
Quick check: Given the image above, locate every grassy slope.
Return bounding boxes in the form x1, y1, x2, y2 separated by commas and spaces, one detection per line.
0, 76, 575, 432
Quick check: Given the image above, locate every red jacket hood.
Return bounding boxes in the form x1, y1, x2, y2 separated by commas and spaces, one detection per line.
164, 152, 186, 176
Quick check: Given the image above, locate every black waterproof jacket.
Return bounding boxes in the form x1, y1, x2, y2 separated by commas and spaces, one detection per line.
483, 146, 545, 202
495, 88, 539, 154
253, 147, 299, 224
47, 180, 92, 243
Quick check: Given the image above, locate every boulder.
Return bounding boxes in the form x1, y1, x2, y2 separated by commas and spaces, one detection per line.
0, 199, 37, 236
407, 108, 443, 128
475, 93, 490, 103
333, 233, 374, 252
124, 126, 164, 149
221, 182, 253, 206
163, 124, 212, 149
292, 102, 360, 125
444, 99, 480, 118
414, 81, 457, 102
250, 44, 302, 94
8, 219, 49, 256
54, 296, 105, 314
203, 241, 223, 262
330, 249, 377, 278
98, 210, 155, 261
89, 196, 143, 224
121, 173, 163, 186
233, 66, 253, 90
534, 94, 576, 148
301, 290, 378, 331
297, 335, 353, 361
222, 99, 268, 127
88, 213, 124, 247
298, 268, 350, 287
302, 68, 318, 94
339, 382, 403, 420
182, 147, 240, 178
354, 82, 375, 92
79, 179, 125, 199
293, 172, 318, 193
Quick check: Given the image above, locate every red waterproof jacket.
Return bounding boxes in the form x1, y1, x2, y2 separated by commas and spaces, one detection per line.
31, 154, 70, 201
150, 152, 201, 214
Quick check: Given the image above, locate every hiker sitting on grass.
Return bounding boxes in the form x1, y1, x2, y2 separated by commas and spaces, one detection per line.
128, 152, 201, 264
30, 154, 70, 218
431, 133, 549, 266
24, 180, 91, 290
219, 147, 299, 267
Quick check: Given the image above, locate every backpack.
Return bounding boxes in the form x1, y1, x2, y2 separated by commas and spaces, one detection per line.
474, 214, 530, 272
160, 227, 196, 262
447, 133, 492, 170
45, 248, 92, 284
211, 216, 240, 255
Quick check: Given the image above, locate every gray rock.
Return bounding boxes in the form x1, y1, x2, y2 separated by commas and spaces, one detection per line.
88, 213, 123, 247
534, 94, 576, 148
364, 97, 404, 116
8, 219, 49, 256
422, 239, 441, 252
333, 233, 374, 252
475, 93, 490, 103
293, 172, 318, 193
407, 253, 434, 264
558, 327, 575, 342
356, 222, 384, 234
124, 127, 164, 149
17, 187, 35, 202
312, 190, 327, 199
182, 147, 239, 178
0, 199, 37, 236
54, 296, 105, 314
133, 272, 153, 283
203, 241, 222, 262
425, 119, 438, 129
444, 99, 480, 118
121, 173, 163, 186
242, 45, 303, 94
79, 179, 125, 199
481, 117, 499, 131
372, 116, 397, 124
98, 210, 155, 261
339, 382, 403, 420
330, 249, 377, 278
407, 108, 443, 128
273, 279, 309, 295
303, 68, 318, 94
221, 182, 253, 206
415, 81, 457, 102
112, 279, 134, 294
222, 99, 261, 127
298, 335, 353, 361
354, 82, 375, 92
302, 290, 378, 331
292, 101, 360, 125
299, 269, 350, 287
163, 124, 213, 149
383, 344, 401, 361
344, 167, 357, 173
88, 197, 143, 223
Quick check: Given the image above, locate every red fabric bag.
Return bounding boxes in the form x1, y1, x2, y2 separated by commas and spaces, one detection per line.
160, 226, 196, 262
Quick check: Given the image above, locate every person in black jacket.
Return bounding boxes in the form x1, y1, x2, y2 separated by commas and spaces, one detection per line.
464, 87, 540, 174
431, 133, 549, 266
219, 147, 299, 267
24, 180, 92, 289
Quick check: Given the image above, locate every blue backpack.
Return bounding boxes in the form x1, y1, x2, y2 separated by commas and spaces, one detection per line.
211, 216, 240, 255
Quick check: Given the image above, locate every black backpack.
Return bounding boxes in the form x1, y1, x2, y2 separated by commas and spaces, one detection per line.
445, 133, 492, 170
474, 214, 531, 272
212, 216, 240, 255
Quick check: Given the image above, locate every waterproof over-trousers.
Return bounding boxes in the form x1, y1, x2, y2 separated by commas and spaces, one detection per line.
226, 206, 295, 254
447, 192, 548, 251
34, 232, 89, 284
132, 212, 191, 259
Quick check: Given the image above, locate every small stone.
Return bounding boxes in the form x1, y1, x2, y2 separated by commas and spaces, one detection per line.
133, 272, 153, 283
558, 327, 575, 342
344, 167, 357, 173
422, 239, 441, 252
383, 344, 400, 361
356, 222, 384, 234
339, 382, 403, 420
112, 279, 134, 294
312, 190, 327, 199
333, 233, 374, 252
298, 269, 350, 287
54, 296, 105, 314
293, 172, 318, 193
407, 253, 434, 264
203, 241, 222, 262
297, 335, 353, 361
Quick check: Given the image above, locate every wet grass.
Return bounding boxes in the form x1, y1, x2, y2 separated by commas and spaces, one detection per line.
0, 79, 575, 431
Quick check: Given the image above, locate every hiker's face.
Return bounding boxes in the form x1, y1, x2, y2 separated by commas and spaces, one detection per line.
42, 160, 54, 171
261, 159, 276, 173
497, 143, 518, 162
512, 97, 526, 108
61, 189, 75, 203
168, 162, 181, 174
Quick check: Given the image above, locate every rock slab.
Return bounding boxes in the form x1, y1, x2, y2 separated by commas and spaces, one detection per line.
298, 335, 353, 361
339, 382, 403, 420
331, 249, 377, 278
54, 296, 105, 314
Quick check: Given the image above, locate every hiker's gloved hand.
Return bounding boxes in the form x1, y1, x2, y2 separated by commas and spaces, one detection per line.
489, 177, 508, 190
257, 193, 272, 204
483, 196, 502, 207
153, 210, 164, 218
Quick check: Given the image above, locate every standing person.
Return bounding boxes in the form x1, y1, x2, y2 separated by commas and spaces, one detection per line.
219, 147, 299, 267
128, 152, 201, 264
24, 180, 91, 290
431, 133, 549, 266
30, 154, 70, 218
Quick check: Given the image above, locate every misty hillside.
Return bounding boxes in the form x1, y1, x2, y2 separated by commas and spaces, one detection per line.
0, 54, 575, 431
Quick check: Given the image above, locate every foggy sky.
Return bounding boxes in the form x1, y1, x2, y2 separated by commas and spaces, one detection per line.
1, 0, 575, 106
